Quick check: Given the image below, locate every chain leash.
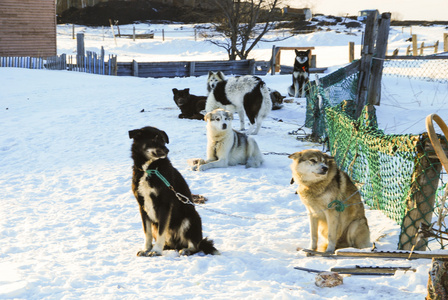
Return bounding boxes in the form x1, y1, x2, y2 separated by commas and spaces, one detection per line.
145, 169, 369, 221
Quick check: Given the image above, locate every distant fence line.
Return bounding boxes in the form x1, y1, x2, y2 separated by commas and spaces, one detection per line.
58, 24, 305, 42
0, 51, 270, 78
382, 55, 448, 83
118, 59, 270, 78
0, 56, 44, 69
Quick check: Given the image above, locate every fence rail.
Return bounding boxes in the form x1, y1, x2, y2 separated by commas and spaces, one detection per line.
1, 53, 270, 78
118, 59, 270, 78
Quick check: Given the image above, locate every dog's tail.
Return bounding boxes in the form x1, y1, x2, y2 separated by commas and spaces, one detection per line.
199, 238, 220, 255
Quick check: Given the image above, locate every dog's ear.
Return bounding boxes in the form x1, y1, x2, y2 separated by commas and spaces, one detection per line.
204, 112, 212, 121
323, 153, 334, 160
172, 88, 178, 94
128, 129, 140, 139
185, 88, 190, 93
225, 111, 233, 120
160, 130, 169, 144
218, 71, 225, 80
208, 71, 213, 77
290, 177, 295, 185
295, 49, 300, 56
288, 152, 301, 160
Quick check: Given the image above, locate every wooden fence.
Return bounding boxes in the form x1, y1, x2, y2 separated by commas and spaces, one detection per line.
0, 56, 44, 69
1, 52, 118, 76
117, 59, 270, 78
65, 52, 118, 75
1, 54, 287, 78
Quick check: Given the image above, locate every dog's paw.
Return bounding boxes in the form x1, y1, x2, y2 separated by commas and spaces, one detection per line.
137, 249, 162, 257
147, 251, 162, 257
325, 248, 336, 254
187, 158, 205, 167
179, 249, 192, 256
196, 164, 209, 171
136, 250, 151, 257
192, 194, 207, 204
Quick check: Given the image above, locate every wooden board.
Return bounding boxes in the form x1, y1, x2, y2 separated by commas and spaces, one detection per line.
300, 248, 448, 260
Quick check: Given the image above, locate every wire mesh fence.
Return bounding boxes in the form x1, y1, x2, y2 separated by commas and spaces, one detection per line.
382, 56, 448, 83
304, 57, 448, 250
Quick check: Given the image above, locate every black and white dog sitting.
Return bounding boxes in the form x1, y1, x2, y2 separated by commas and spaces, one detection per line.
205, 72, 271, 135
287, 49, 310, 98
172, 88, 206, 120
129, 126, 219, 257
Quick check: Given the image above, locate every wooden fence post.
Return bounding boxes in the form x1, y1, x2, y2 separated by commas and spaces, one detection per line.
349, 41, 355, 62
77, 33, 85, 72
444, 33, 448, 52
100, 47, 105, 75
248, 59, 255, 75
355, 11, 377, 118
412, 34, 418, 56
310, 55, 316, 68
189, 61, 195, 76
274, 47, 282, 72
61, 54, 67, 70
77, 33, 85, 56
270, 45, 276, 75
367, 12, 391, 106
399, 136, 442, 250
132, 60, 138, 77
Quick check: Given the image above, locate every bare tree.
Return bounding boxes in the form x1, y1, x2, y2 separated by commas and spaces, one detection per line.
203, 0, 285, 60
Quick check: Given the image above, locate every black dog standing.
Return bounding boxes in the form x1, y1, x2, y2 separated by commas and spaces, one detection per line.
129, 126, 219, 256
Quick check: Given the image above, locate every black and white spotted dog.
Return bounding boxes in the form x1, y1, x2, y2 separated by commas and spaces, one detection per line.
287, 49, 310, 98
207, 71, 226, 94
205, 72, 271, 135
129, 126, 219, 257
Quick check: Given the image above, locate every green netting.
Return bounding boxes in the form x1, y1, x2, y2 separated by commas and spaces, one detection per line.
325, 106, 416, 224
303, 60, 447, 250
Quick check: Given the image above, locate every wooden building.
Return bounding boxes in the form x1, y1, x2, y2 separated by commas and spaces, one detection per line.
281, 7, 312, 21
0, 0, 57, 57
56, 0, 210, 14
56, 0, 110, 15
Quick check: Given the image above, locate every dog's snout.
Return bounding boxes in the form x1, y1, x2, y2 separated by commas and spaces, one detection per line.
222, 123, 227, 130
321, 166, 328, 173
155, 148, 168, 157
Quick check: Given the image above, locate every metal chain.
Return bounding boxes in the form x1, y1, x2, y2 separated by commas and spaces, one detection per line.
146, 168, 369, 221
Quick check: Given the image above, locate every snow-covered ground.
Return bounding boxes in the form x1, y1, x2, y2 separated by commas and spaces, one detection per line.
1, 21, 447, 299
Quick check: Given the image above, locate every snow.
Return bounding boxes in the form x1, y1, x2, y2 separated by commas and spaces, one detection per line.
1, 22, 447, 299
282, 0, 448, 21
